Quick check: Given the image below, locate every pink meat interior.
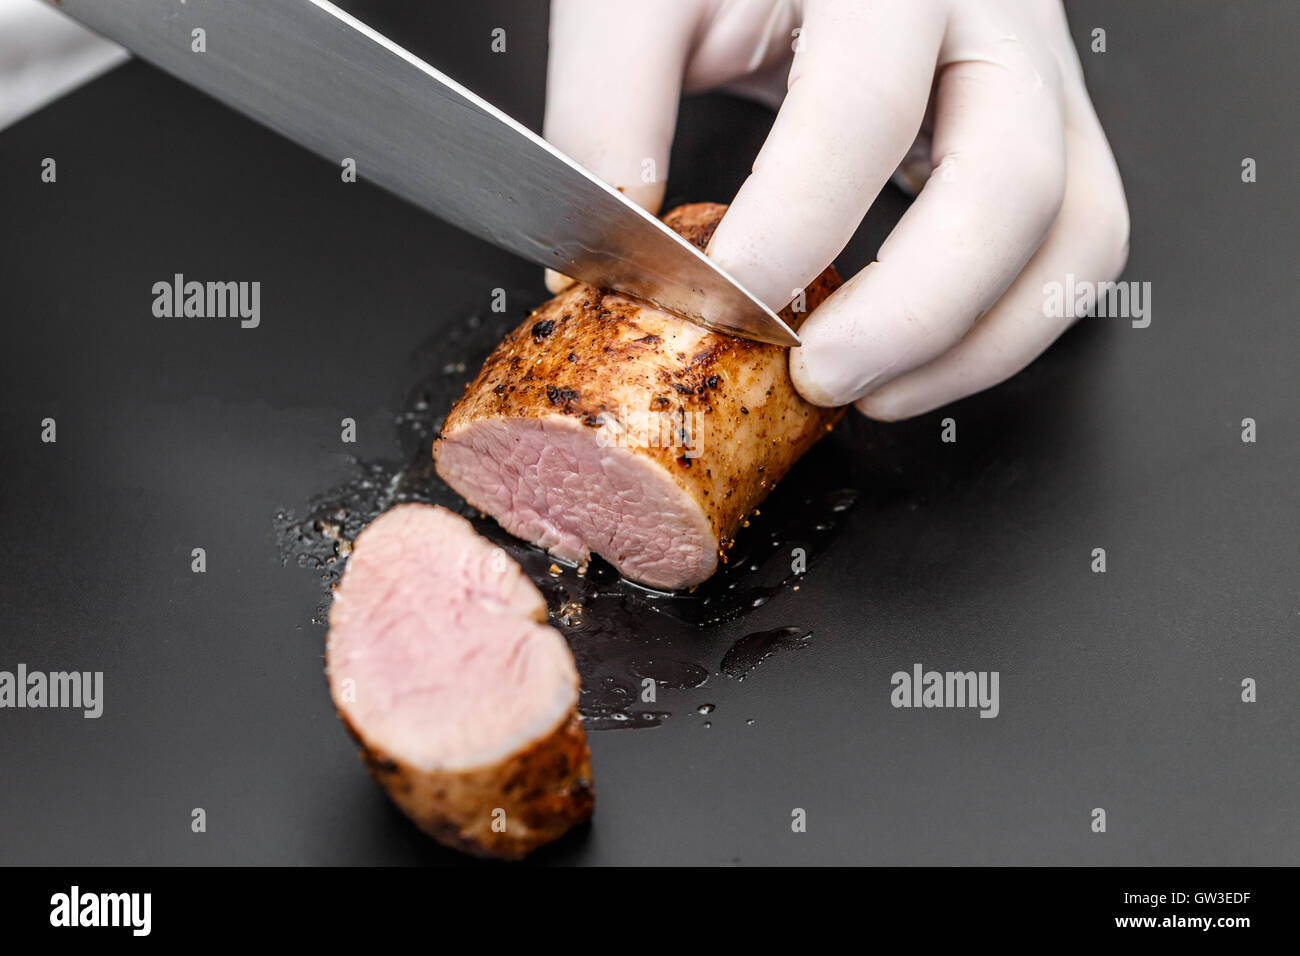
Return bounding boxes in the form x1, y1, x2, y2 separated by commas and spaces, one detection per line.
435, 416, 716, 590
327, 504, 578, 771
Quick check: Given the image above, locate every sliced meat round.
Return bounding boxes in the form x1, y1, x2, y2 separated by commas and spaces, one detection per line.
434, 202, 843, 590
325, 503, 593, 859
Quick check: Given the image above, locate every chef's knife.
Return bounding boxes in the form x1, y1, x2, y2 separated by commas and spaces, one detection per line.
47, 0, 799, 346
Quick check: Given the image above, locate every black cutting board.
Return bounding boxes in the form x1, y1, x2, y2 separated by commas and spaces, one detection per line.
0, 0, 1296, 864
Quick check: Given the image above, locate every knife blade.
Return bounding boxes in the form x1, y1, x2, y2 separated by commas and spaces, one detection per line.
48, 0, 799, 346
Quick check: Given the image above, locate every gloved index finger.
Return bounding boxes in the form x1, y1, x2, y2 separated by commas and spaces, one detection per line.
543, 0, 702, 216
706, 0, 944, 312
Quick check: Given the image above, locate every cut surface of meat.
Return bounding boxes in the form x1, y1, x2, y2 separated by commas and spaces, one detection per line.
434, 416, 717, 588
326, 503, 592, 858
434, 202, 843, 590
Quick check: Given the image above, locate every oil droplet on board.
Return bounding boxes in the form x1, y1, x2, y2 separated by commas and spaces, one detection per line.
721, 627, 812, 682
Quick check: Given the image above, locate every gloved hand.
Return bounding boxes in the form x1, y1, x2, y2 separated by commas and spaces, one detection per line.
544, 0, 1129, 419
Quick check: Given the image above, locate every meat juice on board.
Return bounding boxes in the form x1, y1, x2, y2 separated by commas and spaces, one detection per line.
275, 306, 862, 729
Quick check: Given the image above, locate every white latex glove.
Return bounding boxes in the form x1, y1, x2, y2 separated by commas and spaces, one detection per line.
544, 0, 1129, 420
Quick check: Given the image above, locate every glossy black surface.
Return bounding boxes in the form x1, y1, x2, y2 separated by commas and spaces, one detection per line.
1, 0, 1296, 864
